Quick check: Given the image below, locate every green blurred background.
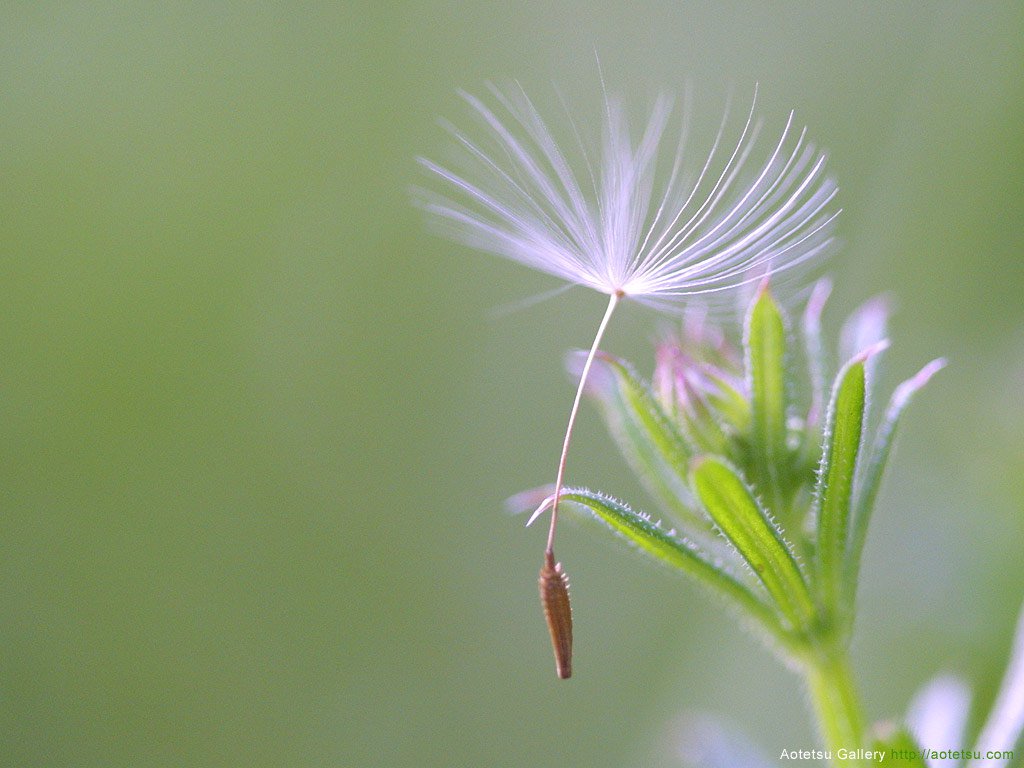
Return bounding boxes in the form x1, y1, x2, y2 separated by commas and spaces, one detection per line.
1, 2, 1022, 766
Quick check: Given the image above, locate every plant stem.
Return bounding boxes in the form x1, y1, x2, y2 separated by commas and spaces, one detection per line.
804, 647, 865, 766
545, 290, 620, 554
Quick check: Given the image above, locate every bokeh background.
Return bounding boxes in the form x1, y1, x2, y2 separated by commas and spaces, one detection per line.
2, 2, 1022, 766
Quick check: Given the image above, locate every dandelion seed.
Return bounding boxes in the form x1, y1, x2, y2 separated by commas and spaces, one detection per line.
417, 81, 838, 678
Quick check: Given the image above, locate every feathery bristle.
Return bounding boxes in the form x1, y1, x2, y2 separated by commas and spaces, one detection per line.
418, 83, 838, 308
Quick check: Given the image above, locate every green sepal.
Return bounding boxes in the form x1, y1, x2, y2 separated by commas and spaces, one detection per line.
690, 457, 815, 630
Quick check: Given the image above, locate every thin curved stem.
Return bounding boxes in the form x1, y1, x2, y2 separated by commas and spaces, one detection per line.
546, 291, 621, 554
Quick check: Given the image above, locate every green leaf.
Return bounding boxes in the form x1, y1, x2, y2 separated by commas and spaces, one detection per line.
676, 374, 730, 455
701, 367, 751, 433
556, 488, 790, 642
844, 359, 945, 616
690, 457, 815, 630
745, 287, 789, 513
868, 724, 927, 768
581, 352, 714, 541
814, 347, 877, 616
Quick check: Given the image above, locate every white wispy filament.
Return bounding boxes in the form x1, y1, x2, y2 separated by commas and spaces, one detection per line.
417, 83, 838, 676
419, 84, 837, 308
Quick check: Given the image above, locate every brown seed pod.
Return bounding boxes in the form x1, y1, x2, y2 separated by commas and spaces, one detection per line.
539, 550, 573, 679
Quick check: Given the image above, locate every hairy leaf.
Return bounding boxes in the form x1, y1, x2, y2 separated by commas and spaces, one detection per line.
691, 458, 815, 630
815, 347, 878, 615
844, 359, 946, 615
556, 488, 789, 641
745, 287, 789, 513
579, 352, 716, 542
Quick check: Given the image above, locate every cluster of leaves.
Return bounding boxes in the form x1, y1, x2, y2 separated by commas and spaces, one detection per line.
555, 282, 944, 657
519, 281, 1024, 767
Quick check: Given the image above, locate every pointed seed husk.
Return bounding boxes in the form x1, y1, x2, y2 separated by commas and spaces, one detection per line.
539, 550, 573, 679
